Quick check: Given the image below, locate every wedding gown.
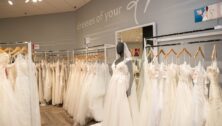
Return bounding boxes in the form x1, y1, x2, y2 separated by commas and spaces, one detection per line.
0, 53, 19, 126
192, 62, 209, 126
14, 55, 32, 126
44, 63, 52, 102
76, 64, 95, 125
102, 59, 133, 126
206, 60, 222, 126
88, 63, 110, 122
139, 61, 155, 126
160, 63, 179, 126
172, 63, 193, 126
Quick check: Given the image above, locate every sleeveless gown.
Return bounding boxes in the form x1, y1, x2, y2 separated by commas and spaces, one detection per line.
102, 59, 133, 126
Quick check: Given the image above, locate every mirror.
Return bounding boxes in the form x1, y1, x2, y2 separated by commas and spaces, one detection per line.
115, 22, 156, 80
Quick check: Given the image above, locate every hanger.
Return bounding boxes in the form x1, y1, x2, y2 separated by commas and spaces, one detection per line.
194, 46, 205, 59
12, 46, 27, 57
10, 47, 22, 55
165, 48, 177, 59
4, 47, 13, 54
0, 47, 6, 53
157, 48, 166, 58
211, 44, 217, 61
177, 48, 192, 58
147, 49, 154, 58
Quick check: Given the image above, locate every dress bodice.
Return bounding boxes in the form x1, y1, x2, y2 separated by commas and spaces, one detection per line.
207, 61, 220, 85
167, 63, 179, 83
111, 59, 130, 76
15, 54, 29, 76
179, 63, 193, 86
0, 53, 10, 68
207, 61, 221, 102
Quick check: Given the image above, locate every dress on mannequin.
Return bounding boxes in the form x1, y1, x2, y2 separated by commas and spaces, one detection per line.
102, 42, 133, 126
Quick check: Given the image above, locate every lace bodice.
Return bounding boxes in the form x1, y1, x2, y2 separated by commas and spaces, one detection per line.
111, 59, 130, 76
179, 63, 193, 87
15, 55, 29, 76
207, 61, 222, 102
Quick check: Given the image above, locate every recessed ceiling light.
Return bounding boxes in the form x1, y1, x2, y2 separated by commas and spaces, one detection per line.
8, 0, 13, 5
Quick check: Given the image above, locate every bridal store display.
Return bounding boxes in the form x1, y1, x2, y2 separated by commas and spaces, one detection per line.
36, 59, 70, 105
101, 42, 134, 126
35, 44, 115, 126
0, 43, 41, 126
139, 44, 222, 126
64, 62, 110, 125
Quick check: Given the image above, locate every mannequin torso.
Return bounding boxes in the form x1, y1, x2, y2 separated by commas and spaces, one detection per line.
114, 42, 133, 96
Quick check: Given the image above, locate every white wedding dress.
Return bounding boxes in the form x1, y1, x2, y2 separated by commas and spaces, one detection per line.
172, 63, 193, 126
160, 63, 179, 126
88, 63, 111, 121
192, 62, 209, 126
102, 58, 133, 126
206, 60, 222, 126
0, 53, 19, 126
14, 55, 32, 126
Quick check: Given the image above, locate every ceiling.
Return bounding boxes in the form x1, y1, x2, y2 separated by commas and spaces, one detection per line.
0, 0, 91, 19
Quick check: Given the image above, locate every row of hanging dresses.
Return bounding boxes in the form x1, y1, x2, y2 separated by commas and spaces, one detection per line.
139, 57, 222, 126
0, 53, 41, 126
36, 60, 69, 105
63, 62, 110, 125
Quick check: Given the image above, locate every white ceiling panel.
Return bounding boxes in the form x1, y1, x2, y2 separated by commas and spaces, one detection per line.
0, 0, 91, 19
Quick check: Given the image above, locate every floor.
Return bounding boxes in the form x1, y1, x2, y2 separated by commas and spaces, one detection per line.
41, 106, 73, 126
40, 106, 98, 126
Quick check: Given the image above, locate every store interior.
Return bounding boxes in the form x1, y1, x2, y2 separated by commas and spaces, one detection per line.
0, 0, 222, 126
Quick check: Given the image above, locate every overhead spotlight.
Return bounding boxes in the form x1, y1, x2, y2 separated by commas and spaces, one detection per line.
8, 0, 13, 5
25, 0, 43, 3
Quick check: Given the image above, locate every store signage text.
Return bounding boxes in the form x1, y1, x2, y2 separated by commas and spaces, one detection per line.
77, 6, 122, 30
76, 0, 151, 30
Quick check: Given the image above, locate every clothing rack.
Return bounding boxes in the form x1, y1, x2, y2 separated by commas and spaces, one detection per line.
34, 50, 73, 63
145, 28, 222, 43
145, 39, 222, 48
146, 27, 214, 39
0, 41, 30, 45
34, 44, 116, 64
74, 44, 116, 64
0, 41, 33, 124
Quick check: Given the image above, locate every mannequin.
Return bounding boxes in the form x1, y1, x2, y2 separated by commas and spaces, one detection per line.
115, 42, 133, 97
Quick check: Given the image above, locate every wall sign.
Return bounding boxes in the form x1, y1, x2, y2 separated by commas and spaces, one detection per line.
76, 0, 152, 30
194, 2, 222, 23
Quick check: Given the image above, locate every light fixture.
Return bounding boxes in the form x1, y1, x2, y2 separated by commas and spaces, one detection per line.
25, 0, 43, 3
8, 0, 13, 5
8, 0, 43, 5
25, 0, 29, 3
